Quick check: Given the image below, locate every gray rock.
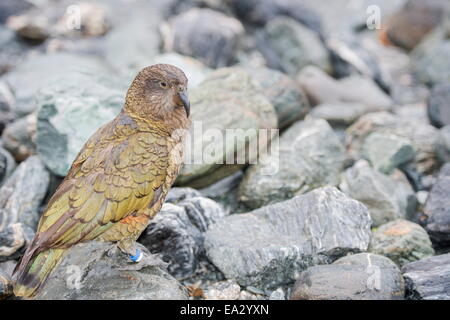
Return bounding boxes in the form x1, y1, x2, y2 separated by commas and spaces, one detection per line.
35, 241, 188, 300
238, 118, 346, 209
427, 83, 450, 128
346, 111, 439, 174
0, 268, 12, 300
165, 187, 202, 204
176, 67, 277, 188
205, 187, 372, 290
35, 72, 126, 177
248, 67, 310, 129
1, 113, 36, 162
139, 197, 226, 279
0, 81, 15, 134
297, 66, 392, 109
104, 7, 161, 78
369, 219, 435, 268
0, 260, 15, 276
269, 288, 286, 300
0, 26, 27, 75
362, 132, 415, 174
163, 8, 244, 68
260, 17, 331, 76
412, 37, 450, 86
437, 125, 450, 163
0, 0, 33, 24
402, 253, 450, 300
204, 280, 241, 300
228, 0, 323, 34
3, 53, 111, 116
310, 102, 373, 126
0, 156, 50, 260
290, 253, 405, 300
423, 163, 450, 247
0, 146, 15, 186
340, 160, 417, 227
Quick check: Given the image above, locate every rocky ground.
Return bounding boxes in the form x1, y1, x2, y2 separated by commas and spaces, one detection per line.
0, 0, 449, 300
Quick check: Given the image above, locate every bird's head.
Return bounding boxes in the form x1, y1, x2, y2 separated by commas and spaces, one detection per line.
124, 64, 190, 128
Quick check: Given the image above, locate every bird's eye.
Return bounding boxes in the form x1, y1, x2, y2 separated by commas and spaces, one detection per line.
160, 81, 168, 88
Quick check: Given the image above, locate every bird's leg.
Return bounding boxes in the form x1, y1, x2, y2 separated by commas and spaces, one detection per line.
117, 237, 143, 263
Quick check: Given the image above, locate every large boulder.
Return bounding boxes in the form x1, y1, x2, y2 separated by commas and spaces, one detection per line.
423, 163, 450, 247
163, 8, 244, 68
290, 253, 405, 300
205, 187, 372, 290
0, 156, 50, 261
35, 72, 126, 177
340, 160, 417, 227
402, 253, 450, 300
176, 67, 277, 188
238, 118, 346, 209
369, 219, 434, 267
35, 241, 188, 300
2, 53, 111, 116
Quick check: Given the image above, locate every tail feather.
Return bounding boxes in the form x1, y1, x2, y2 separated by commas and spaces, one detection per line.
13, 248, 66, 299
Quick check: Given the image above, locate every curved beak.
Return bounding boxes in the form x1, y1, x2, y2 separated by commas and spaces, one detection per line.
178, 91, 190, 117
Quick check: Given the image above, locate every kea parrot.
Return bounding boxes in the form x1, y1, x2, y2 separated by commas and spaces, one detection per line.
12, 64, 191, 298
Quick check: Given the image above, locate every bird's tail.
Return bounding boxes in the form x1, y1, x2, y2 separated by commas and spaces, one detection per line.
12, 247, 66, 299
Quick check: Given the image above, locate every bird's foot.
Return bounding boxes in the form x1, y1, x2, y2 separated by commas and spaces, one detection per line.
128, 248, 143, 263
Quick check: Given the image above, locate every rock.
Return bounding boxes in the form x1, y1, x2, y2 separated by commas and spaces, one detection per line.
0, 81, 16, 135
0, 0, 33, 24
228, 0, 323, 33
238, 118, 346, 209
297, 66, 393, 110
290, 253, 405, 300
35, 241, 188, 300
204, 280, 241, 300
362, 132, 415, 174
259, 17, 331, 76
35, 71, 126, 177
55, 2, 110, 37
412, 34, 450, 86
402, 253, 450, 300
369, 219, 434, 268
150, 53, 211, 88
437, 125, 450, 163
163, 8, 244, 68
6, 10, 50, 43
1, 113, 36, 162
0, 146, 15, 186
3, 52, 111, 116
205, 187, 372, 290
346, 111, 439, 174
310, 102, 373, 126
0, 260, 15, 276
0, 269, 13, 300
247, 67, 309, 129
104, 7, 161, 78
269, 288, 286, 300
423, 163, 450, 247
165, 187, 202, 204
0, 156, 50, 260
176, 67, 277, 188
0, 27, 23, 75
427, 83, 450, 128
139, 197, 226, 279
340, 160, 417, 227
384, 0, 448, 51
